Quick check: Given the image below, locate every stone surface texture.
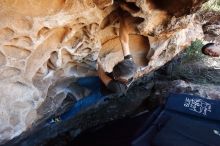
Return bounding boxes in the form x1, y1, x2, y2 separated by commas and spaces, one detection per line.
0, 0, 210, 143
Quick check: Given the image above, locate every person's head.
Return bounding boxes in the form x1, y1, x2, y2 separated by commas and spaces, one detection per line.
201, 43, 220, 57
112, 59, 138, 83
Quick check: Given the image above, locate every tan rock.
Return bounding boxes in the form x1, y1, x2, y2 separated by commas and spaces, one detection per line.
2, 45, 31, 60
0, 0, 207, 143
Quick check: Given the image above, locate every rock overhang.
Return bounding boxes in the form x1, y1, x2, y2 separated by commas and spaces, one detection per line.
0, 0, 212, 144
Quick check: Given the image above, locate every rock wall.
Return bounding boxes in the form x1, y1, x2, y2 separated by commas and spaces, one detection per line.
0, 0, 207, 143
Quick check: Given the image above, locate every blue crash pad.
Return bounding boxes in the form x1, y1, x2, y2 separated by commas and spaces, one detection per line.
70, 93, 220, 146
48, 76, 105, 124
132, 93, 220, 146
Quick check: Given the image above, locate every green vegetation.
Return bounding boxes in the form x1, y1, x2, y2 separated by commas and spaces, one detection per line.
184, 39, 204, 61
172, 39, 220, 85
202, 0, 220, 11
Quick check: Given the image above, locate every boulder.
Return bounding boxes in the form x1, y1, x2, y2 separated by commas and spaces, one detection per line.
0, 0, 211, 143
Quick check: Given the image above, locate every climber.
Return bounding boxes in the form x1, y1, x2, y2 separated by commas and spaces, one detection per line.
201, 43, 220, 57
97, 8, 138, 94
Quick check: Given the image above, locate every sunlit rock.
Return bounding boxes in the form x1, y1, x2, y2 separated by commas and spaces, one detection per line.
0, 0, 208, 143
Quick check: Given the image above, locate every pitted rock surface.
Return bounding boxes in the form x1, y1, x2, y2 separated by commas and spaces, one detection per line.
0, 0, 209, 142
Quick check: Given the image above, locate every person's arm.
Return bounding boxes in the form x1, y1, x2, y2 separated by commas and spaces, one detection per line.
119, 13, 131, 57
119, 1, 138, 14
97, 59, 112, 86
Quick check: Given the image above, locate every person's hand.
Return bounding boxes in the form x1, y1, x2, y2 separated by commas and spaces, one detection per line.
96, 58, 112, 86
97, 58, 101, 65
119, 2, 137, 14
96, 58, 102, 70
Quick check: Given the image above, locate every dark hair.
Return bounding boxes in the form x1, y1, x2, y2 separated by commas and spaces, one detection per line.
113, 59, 138, 80
201, 43, 215, 55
